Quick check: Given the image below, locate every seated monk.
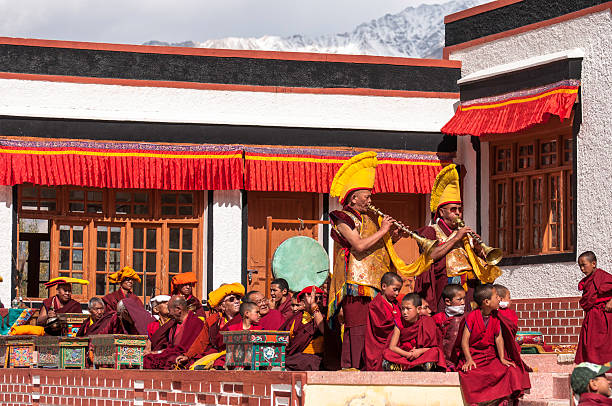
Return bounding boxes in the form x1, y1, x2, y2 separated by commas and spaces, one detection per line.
102, 266, 143, 312
171, 272, 206, 318
281, 286, 325, 371
77, 297, 116, 337
146, 295, 174, 352
228, 290, 283, 330
37, 277, 86, 334
144, 296, 204, 369
176, 283, 244, 370
228, 302, 261, 331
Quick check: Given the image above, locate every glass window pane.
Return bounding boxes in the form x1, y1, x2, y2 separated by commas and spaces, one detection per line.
69, 190, 84, 200
96, 250, 107, 272
178, 206, 193, 215
169, 252, 179, 272
73, 228, 84, 247
96, 274, 106, 296
146, 229, 156, 249
69, 202, 84, 212
162, 193, 176, 204
87, 203, 103, 214
169, 229, 180, 249
133, 228, 144, 249
41, 241, 50, 261
110, 227, 121, 249
182, 253, 192, 273
88, 191, 103, 202
162, 206, 176, 216
133, 278, 143, 296
72, 250, 83, 270
182, 229, 192, 250
40, 201, 56, 211
60, 227, 70, 246
134, 205, 148, 215
40, 187, 56, 199
22, 186, 37, 198
134, 192, 148, 203
22, 201, 38, 210
109, 251, 121, 272
40, 261, 50, 281
116, 205, 130, 215
133, 251, 144, 273
60, 249, 70, 270
146, 252, 156, 274
116, 192, 131, 202
178, 193, 193, 204
97, 227, 108, 248
146, 275, 156, 298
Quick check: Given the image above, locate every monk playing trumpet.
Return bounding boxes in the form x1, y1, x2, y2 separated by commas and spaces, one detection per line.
327, 151, 433, 370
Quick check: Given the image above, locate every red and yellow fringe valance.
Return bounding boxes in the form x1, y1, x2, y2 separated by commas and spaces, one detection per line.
244, 146, 453, 194
442, 80, 580, 137
0, 139, 243, 190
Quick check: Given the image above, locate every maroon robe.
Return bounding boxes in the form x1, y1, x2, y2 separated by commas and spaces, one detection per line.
185, 295, 207, 318
257, 309, 284, 330
76, 312, 116, 337
148, 319, 177, 352
576, 268, 612, 365
364, 294, 401, 371
144, 311, 204, 369
102, 289, 143, 313
276, 295, 293, 321
104, 297, 156, 335
382, 316, 446, 370
281, 311, 323, 371
414, 220, 478, 313
497, 308, 532, 395
577, 393, 612, 405
432, 311, 465, 370
457, 310, 525, 404
42, 296, 82, 314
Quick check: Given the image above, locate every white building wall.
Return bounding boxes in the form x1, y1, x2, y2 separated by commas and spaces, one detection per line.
449, 9, 612, 298
0, 186, 13, 307
212, 190, 243, 291
0, 78, 456, 133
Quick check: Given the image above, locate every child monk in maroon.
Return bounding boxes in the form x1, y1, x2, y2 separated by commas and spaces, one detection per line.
458, 284, 527, 405
382, 293, 446, 371
364, 272, 402, 371
575, 251, 612, 365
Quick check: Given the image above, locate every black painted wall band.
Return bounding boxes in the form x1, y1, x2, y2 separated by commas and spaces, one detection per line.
0, 116, 457, 153
446, 0, 607, 47
0, 44, 460, 93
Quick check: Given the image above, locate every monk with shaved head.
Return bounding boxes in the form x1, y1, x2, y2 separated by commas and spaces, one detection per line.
144, 295, 204, 369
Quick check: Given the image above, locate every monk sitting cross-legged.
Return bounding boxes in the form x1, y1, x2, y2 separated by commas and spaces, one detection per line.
382, 293, 446, 372
76, 297, 116, 337
102, 266, 144, 312
144, 295, 204, 370
281, 286, 326, 371
37, 277, 86, 334
146, 295, 175, 353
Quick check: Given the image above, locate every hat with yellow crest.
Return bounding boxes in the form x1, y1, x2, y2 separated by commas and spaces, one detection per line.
330, 151, 378, 204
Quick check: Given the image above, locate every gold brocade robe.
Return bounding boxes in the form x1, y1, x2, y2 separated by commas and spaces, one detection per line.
431, 223, 482, 279
330, 210, 394, 299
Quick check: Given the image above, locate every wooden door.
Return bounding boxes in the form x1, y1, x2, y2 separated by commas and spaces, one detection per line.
371, 193, 426, 294
247, 192, 319, 293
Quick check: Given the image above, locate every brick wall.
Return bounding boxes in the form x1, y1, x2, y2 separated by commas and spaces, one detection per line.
511, 297, 583, 345
0, 369, 305, 406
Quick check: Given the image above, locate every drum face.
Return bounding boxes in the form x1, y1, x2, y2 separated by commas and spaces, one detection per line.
272, 236, 330, 292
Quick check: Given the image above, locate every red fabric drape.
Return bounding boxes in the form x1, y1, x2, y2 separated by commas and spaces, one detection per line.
442, 80, 579, 137
0, 139, 243, 190
244, 147, 452, 194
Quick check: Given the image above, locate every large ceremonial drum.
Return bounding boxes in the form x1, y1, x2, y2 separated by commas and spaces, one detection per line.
272, 236, 329, 292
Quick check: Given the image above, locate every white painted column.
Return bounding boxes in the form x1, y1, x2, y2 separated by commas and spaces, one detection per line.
327, 196, 343, 274
0, 186, 13, 307
457, 135, 478, 229
211, 190, 243, 291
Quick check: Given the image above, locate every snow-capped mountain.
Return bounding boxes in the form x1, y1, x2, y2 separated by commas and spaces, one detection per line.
144, 0, 488, 59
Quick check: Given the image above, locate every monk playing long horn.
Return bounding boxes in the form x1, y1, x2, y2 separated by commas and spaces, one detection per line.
327, 151, 433, 370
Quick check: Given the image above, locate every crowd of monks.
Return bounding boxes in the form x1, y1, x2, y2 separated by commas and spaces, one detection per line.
28, 151, 612, 405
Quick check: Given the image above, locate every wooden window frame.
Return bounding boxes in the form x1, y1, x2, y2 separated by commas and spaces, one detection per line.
487, 119, 574, 258
16, 186, 205, 303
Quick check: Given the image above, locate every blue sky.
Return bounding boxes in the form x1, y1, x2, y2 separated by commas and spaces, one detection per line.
0, 0, 450, 44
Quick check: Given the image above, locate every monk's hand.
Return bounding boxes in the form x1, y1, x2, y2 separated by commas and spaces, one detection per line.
47, 309, 56, 318
405, 349, 418, 360
380, 215, 394, 233
500, 358, 516, 368
175, 355, 188, 365
462, 359, 476, 371
605, 299, 612, 312
455, 226, 473, 240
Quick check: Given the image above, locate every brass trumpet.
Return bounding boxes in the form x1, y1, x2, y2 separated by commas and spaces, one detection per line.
455, 218, 503, 265
368, 204, 438, 256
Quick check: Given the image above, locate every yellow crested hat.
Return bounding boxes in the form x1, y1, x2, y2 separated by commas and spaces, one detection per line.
430, 164, 462, 213
44, 277, 89, 288
330, 151, 378, 204
108, 266, 142, 284
208, 282, 245, 308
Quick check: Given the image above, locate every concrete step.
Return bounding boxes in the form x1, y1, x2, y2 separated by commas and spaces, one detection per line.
519, 399, 570, 406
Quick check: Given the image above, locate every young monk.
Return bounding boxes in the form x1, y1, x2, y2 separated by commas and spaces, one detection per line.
458, 284, 527, 405
270, 278, 293, 321
432, 284, 467, 370
281, 286, 325, 371
419, 298, 432, 317
364, 272, 402, 371
575, 251, 612, 365
571, 362, 612, 405
228, 302, 261, 331
246, 290, 284, 330
382, 293, 446, 371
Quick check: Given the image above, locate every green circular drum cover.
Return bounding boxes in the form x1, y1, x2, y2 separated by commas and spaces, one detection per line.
272, 236, 330, 292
